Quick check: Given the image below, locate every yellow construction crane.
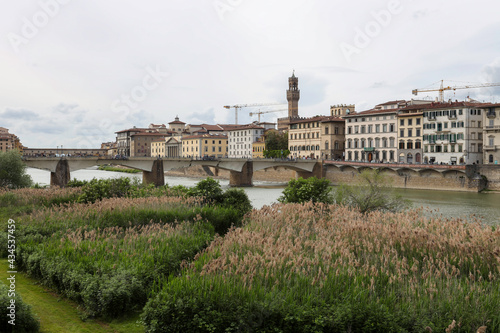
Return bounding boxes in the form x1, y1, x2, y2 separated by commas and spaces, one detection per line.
223, 102, 286, 124
249, 108, 288, 122
412, 80, 500, 102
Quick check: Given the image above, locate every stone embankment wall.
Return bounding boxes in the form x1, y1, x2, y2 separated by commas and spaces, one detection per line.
165, 164, 495, 192
477, 165, 500, 191
165, 166, 295, 183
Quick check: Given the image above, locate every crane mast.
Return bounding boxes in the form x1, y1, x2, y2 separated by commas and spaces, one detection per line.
223, 102, 286, 124
249, 108, 288, 122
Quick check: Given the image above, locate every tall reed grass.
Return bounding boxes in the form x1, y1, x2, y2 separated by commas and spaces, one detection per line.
143, 202, 500, 332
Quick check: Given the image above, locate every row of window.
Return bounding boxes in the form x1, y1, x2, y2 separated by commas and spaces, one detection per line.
230, 130, 263, 136
347, 137, 395, 149
348, 124, 395, 134
346, 115, 396, 123
400, 128, 421, 137
398, 141, 422, 149
290, 122, 320, 129
399, 118, 421, 126
290, 132, 320, 140
423, 133, 464, 142
289, 142, 342, 151
347, 150, 395, 161
424, 144, 464, 153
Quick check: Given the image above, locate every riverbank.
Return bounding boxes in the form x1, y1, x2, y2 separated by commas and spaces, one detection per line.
2, 187, 497, 332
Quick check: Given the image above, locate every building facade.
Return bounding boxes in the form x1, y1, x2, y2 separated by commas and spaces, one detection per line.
422, 102, 485, 165
228, 124, 267, 158
320, 116, 345, 160
0, 127, 22, 153
288, 116, 322, 159
483, 104, 500, 164
396, 109, 423, 164
344, 106, 398, 162
181, 134, 227, 159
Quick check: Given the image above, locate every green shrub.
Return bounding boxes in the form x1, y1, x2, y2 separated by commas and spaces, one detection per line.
187, 178, 223, 204
0, 281, 40, 332
221, 188, 252, 216
77, 177, 134, 203
0, 150, 33, 189
278, 177, 333, 204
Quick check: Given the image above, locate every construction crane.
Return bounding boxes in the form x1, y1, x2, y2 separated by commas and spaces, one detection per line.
412, 80, 500, 102
223, 102, 286, 124
249, 108, 288, 122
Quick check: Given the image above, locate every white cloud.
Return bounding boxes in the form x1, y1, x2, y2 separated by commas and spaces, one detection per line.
1, 0, 500, 147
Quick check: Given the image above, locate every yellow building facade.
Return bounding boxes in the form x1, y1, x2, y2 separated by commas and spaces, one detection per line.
182, 134, 227, 158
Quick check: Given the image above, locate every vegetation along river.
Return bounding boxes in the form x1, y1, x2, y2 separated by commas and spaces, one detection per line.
27, 167, 500, 225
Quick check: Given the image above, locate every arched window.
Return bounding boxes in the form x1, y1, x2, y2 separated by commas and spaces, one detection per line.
489, 154, 494, 163
316, 145, 320, 150
399, 140, 405, 149
361, 139, 365, 148
325, 141, 329, 150
407, 140, 413, 149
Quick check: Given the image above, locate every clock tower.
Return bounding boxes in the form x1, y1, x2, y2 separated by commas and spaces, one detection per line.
286, 70, 300, 118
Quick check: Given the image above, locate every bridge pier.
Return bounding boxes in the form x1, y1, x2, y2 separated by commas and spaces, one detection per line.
229, 161, 253, 187
50, 159, 71, 187
295, 162, 324, 180
143, 159, 165, 187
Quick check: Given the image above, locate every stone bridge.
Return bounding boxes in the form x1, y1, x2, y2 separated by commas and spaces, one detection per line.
23, 157, 322, 187
324, 161, 487, 192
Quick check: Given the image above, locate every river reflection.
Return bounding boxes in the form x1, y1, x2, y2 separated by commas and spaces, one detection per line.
27, 167, 500, 225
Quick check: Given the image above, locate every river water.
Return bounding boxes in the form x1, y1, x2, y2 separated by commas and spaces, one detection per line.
27, 167, 500, 225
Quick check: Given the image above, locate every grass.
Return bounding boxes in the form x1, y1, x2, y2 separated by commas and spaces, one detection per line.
143, 202, 500, 332
0, 260, 143, 333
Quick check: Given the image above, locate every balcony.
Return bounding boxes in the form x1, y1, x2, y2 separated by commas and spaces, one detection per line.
483, 145, 498, 151
427, 115, 436, 121
487, 111, 497, 119
485, 125, 500, 131
448, 113, 457, 120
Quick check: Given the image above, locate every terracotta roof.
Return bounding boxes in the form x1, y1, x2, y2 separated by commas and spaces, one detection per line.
115, 127, 148, 134
201, 124, 223, 131
169, 120, 185, 124
131, 132, 168, 137
182, 134, 228, 140
228, 124, 265, 131
343, 108, 400, 117
400, 101, 489, 111
320, 116, 345, 123
377, 100, 406, 106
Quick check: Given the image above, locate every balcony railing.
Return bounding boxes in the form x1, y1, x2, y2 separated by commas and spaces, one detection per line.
483, 145, 498, 151
485, 125, 500, 130
487, 111, 496, 119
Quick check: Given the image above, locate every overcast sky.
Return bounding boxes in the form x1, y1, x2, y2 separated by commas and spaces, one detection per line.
1, 0, 500, 148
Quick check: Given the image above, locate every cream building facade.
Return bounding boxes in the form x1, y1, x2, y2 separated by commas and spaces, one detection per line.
288, 116, 322, 159
422, 102, 485, 165
344, 106, 398, 162
228, 123, 274, 158
396, 109, 423, 163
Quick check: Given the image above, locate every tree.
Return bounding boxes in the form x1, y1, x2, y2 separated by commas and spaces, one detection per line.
0, 150, 33, 189
278, 177, 333, 204
264, 130, 288, 158
334, 169, 410, 214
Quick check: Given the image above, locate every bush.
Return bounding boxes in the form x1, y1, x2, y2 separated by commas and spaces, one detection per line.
0, 281, 40, 332
0, 150, 33, 189
221, 188, 252, 216
187, 178, 223, 204
278, 177, 333, 204
334, 169, 410, 214
77, 177, 134, 203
